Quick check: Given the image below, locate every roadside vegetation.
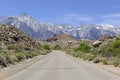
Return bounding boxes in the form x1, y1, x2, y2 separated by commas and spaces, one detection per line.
0, 25, 52, 68
41, 44, 51, 55
0, 42, 51, 68
66, 38, 120, 67
53, 44, 62, 50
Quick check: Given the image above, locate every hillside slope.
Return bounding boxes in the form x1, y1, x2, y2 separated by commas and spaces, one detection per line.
0, 25, 44, 68
0, 24, 41, 49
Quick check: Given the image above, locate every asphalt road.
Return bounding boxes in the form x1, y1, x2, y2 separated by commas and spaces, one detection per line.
5, 51, 120, 80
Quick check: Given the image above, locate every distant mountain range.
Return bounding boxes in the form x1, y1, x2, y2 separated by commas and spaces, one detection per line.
0, 13, 120, 40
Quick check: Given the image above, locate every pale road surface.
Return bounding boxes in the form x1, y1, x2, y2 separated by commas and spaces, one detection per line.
5, 51, 120, 80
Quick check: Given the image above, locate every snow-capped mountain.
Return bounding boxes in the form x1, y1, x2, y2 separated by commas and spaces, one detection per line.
0, 14, 120, 40
0, 14, 62, 40
74, 24, 119, 40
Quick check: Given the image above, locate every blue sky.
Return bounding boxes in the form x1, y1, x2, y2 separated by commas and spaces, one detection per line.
0, 0, 120, 25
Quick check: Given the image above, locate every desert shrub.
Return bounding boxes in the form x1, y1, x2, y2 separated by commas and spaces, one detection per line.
0, 42, 6, 50
6, 52, 18, 64
87, 54, 95, 61
111, 57, 120, 67
74, 52, 81, 57
113, 61, 119, 67
0, 54, 7, 67
7, 45, 21, 52
93, 57, 100, 63
53, 44, 61, 50
41, 49, 50, 55
32, 52, 39, 56
103, 46, 113, 57
103, 60, 108, 65
78, 52, 85, 58
66, 50, 72, 54
82, 54, 95, 61
75, 42, 91, 53
24, 51, 33, 59
91, 50, 99, 56
102, 59, 108, 65
113, 48, 120, 57
42, 44, 51, 50
16, 53, 26, 61
100, 39, 120, 58
113, 40, 120, 48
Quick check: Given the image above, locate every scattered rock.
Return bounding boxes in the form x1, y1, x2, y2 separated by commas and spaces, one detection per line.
46, 34, 78, 43
92, 40, 102, 47
99, 35, 115, 42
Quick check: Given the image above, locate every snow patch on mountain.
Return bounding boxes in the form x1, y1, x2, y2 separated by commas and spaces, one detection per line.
0, 14, 120, 40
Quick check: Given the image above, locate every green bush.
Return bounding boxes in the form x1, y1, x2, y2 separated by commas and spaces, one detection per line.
93, 57, 100, 63
75, 42, 91, 53
42, 44, 51, 50
16, 53, 26, 61
53, 44, 61, 50
66, 39, 120, 67
24, 51, 33, 59
7, 45, 21, 52
100, 39, 120, 58
40, 49, 49, 55
82, 54, 95, 61
113, 61, 119, 67
113, 48, 120, 57
78, 52, 85, 58
102, 59, 108, 65
91, 50, 99, 56
113, 40, 120, 48
103, 47, 113, 57
87, 54, 95, 61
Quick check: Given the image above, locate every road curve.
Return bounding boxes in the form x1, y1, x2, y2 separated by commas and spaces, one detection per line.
5, 51, 120, 80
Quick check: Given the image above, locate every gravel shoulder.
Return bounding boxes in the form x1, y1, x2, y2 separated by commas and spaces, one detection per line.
0, 53, 51, 80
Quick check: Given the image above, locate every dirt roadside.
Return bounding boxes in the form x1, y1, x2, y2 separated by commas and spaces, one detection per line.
0, 51, 120, 80
0, 53, 50, 80
72, 55, 120, 76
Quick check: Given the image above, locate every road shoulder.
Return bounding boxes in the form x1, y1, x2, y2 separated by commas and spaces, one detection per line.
0, 53, 51, 80
65, 52, 120, 76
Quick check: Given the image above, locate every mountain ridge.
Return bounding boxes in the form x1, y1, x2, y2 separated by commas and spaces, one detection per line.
0, 14, 120, 40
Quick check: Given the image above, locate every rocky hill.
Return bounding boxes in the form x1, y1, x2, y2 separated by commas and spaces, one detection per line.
0, 25, 45, 67
44, 34, 80, 49
46, 34, 78, 43
0, 24, 41, 50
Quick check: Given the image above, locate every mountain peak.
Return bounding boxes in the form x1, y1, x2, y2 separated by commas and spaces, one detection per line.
0, 14, 120, 40
16, 13, 32, 20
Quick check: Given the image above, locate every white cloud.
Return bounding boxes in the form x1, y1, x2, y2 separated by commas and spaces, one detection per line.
62, 13, 91, 23
97, 13, 120, 25
57, 13, 120, 25
100, 13, 120, 18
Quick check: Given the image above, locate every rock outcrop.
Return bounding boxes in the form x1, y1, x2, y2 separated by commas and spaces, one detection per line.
92, 40, 102, 47
46, 34, 78, 43
0, 24, 41, 49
